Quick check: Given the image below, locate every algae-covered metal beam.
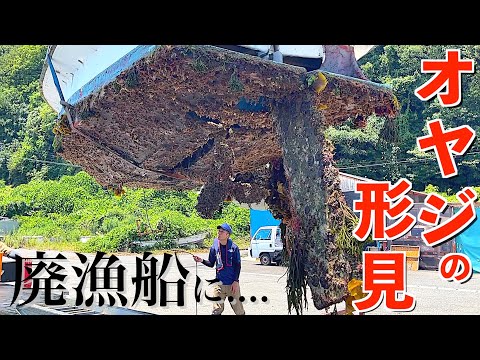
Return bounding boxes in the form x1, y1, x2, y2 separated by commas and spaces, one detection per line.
272, 70, 398, 312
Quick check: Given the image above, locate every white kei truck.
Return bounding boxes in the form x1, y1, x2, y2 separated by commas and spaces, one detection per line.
248, 225, 283, 265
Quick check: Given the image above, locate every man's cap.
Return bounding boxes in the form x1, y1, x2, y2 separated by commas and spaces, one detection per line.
217, 223, 232, 234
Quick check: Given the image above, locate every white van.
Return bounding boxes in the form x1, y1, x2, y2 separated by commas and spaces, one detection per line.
249, 225, 283, 265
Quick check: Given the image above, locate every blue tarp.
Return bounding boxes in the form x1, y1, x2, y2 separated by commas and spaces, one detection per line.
250, 209, 280, 238
455, 208, 480, 273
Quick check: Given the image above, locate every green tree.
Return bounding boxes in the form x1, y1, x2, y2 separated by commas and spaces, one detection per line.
0, 45, 77, 185
329, 45, 480, 192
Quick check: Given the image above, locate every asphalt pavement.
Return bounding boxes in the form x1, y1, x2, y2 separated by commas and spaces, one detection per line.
2, 248, 480, 315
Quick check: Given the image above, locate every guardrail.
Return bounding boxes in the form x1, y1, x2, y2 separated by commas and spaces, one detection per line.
131, 232, 209, 249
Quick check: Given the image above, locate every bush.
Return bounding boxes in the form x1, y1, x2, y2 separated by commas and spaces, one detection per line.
213, 202, 250, 235
1, 172, 251, 254
81, 225, 138, 253
155, 210, 211, 239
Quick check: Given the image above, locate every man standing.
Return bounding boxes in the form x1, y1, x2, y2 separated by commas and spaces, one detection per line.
193, 223, 245, 315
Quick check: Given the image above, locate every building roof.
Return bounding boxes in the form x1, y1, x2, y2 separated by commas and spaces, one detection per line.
339, 172, 429, 198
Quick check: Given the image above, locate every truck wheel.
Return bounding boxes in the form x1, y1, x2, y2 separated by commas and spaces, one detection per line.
260, 253, 271, 266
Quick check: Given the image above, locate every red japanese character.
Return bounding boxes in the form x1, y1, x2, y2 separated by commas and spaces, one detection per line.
417, 119, 475, 178
415, 49, 474, 107
419, 187, 478, 246
353, 252, 415, 313
418, 193, 447, 226
353, 179, 415, 241
439, 253, 472, 283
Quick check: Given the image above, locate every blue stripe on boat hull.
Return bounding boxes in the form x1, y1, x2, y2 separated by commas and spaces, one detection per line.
60, 45, 158, 116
